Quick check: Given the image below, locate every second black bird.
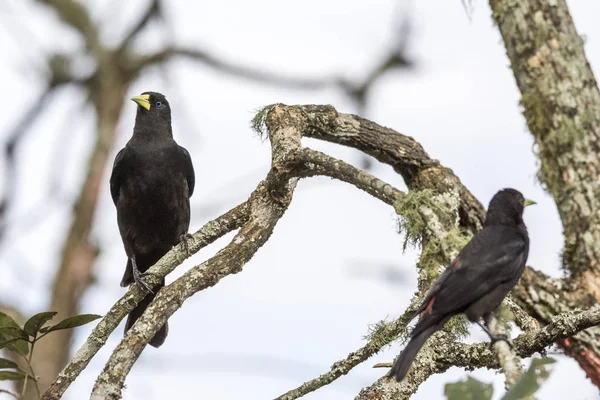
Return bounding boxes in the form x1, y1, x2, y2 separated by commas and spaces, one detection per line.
389, 188, 535, 382
110, 92, 195, 348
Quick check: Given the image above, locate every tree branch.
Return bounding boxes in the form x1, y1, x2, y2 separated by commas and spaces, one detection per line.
491, 0, 600, 281
39, 0, 102, 56
116, 0, 162, 54
275, 309, 415, 400
130, 47, 348, 90
294, 148, 405, 206
268, 104, 487, 233
90, 105, 308, 400
259, 104, 534, 396
39, 202, 249, 400
359, 306, 600, 399
0, 87, 54, 244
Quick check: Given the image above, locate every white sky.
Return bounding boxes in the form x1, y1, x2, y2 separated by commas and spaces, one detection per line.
1, 0, 599, 399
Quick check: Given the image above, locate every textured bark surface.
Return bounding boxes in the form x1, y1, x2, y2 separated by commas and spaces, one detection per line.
491, 0, 600, 280
357, 305, 600, 400
258, 105, 521, 399
490, 0, 600, 385
40, 203, 250, 400
29, 101, 600, 398
7, 1, 415, 397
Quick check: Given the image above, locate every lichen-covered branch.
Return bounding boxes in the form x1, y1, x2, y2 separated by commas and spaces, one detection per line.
91, 181, 293, 400
39, 203, 249, 400
294, 148, 405, 206
358, 306, 600, 399
8, 2, 413, 398
90, 105, 308, 400
274, 310, 415, 400
88, 105, 412, 399
254, 104, 531, 397
490, 0, 600, 281
264, 104, 487, 233
487, 313, 524, 388
489, 0, 600, 384
512, 267, 600, 387
45, 104, 408, 399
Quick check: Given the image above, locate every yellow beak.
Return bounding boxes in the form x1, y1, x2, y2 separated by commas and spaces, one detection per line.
131, 94, 151, 111
523, 198, 537, 207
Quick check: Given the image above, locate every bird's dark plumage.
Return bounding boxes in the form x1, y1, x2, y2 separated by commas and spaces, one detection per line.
110, 91, 195, 348
389, 188, 534, 382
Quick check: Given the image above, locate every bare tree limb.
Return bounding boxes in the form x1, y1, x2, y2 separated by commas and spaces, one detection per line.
257, 104, 532, 396
116, 0, 162, 54
491, 0, 600, 283
295, 148, 405, 206
130, 47, 349, 90
505, 297, 540, 332
486, 314, 524, 388
90, 105, 307, 400
267, 104, 487, 233
88, 103, 415, 399
274, 310, 415, 400
0, 87, 54, 244
39, 202, 249, 400
489, 0, 600, 384
358, 306, 600, 399
47, 103, 409, 399
39, 0, 102, 56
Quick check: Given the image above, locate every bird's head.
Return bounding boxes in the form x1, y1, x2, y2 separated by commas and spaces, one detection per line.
485, 188, 536, 226
131, 91, 172, 134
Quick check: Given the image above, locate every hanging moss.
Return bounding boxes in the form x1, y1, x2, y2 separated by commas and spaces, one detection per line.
417, 227, 472, 279
250, 104, 278, 139
393, 189, 456, 251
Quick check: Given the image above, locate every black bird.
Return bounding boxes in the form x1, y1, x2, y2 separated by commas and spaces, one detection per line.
389, 188, 535, 382
110, 92, 195, 348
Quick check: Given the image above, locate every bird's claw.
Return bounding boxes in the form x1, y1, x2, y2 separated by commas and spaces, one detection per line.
132, 267, 153, 293
180, 233, 193, 256
489, 334, 513, 349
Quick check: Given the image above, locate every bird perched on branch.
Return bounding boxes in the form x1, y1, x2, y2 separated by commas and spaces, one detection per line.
389, 188, 535, 382
110, 91, 195, 348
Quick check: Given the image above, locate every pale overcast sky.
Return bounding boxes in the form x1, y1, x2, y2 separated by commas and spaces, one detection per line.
1, 0, 599, 399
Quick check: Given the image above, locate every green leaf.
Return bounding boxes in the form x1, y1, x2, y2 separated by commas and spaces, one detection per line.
0, 327, 27, 341
0, 358, 20, 370
8, 340, 29, 356
445, 376, 494, 400
23, 312, 57, 337
0, 313, 20, 329
0, 339, 19, 350
0, 371, 27, 381
501, 357, 556, 400
43, 314, 101, 333
0, 326, 29, 356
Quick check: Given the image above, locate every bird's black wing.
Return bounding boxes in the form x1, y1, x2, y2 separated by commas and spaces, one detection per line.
178, 145, 195, 197
109, 148, 127, 205
421, 226, 527, 318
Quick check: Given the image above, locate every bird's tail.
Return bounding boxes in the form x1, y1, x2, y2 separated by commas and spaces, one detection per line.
388, 316, 449, 382
124, 280, 168, 348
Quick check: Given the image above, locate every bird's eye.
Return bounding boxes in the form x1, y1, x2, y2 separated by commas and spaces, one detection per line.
155, 101, 163, 108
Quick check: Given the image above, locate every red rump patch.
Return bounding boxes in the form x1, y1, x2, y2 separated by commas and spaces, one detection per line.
424, 297, 435, 314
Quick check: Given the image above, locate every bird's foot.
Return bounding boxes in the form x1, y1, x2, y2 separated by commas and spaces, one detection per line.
132, 265, 153, 293
489, 333, 513, 349
180, 233, 193, 256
